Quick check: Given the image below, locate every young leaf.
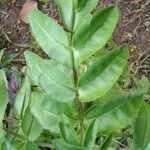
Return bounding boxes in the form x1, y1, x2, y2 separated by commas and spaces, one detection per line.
28, 9, 72, 67
135, 76, 150, 94
54, 140, 83, 150
0, 70, 8, 138
73, 5, 119, 66
55, 0, 74, 31
59, 121, 80, 146
21, 107, 43, 141
14, 76, 30, 119
85, 92, 142, 133
83, 119, 98, 150
78, 46, 129, 102
133, 103, 150, 150
24, 51, 76, 102
74, 0, 99, 30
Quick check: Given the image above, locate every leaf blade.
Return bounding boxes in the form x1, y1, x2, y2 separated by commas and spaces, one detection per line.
73, 5, 119, 66
21, 107, 43, 141
28, 9, 72, 67
83, 119, 98, 150
74, 0, 99, 31
78, 46, 129, 102
55, 0, 74, 31
30, 92, 71, 134
85, 92, 142, 133
54, 140, 83, 150
133, 103, 150, 150
0, 70, 8, 138
59, 121, 80, 146
24, 51, 76, 102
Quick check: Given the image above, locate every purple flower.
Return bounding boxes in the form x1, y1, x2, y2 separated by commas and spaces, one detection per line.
8, 74, 19, 108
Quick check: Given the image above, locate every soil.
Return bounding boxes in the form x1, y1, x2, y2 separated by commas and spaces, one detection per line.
0, 0, 150, 77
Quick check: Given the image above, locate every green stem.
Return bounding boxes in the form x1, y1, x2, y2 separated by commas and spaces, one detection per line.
3, 128, 26, 140
70, 30, 84, 142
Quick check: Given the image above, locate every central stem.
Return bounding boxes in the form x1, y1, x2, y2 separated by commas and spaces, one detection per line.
70, 31, 84, 142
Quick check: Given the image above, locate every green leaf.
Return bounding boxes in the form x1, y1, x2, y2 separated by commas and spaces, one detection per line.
85, 92, 142, 133
13, 140, 39, 150
73, 5, 119, 67
145, 143, 150, 150
33, 92, 77, 118
54, 140, 83, 150
24, 51, 76, 103
135, 76, 150, 94
28, 9, 72, 67
24, 141, 39, 150
55, 0, 74, 31
21, 107, 43, 141
77, 0, 87, 10
74, 0, 99, 31
0, 70, 8, 138
14, 76, 30, 119
83, 119, 98, 150
99, 134, 112, 150
1, 139, 16, 150
0, 49, 4, 63
133, 103, 150, 150
30, 92, 70, 134
59, 121, 80, 146
78, 46, 129, 102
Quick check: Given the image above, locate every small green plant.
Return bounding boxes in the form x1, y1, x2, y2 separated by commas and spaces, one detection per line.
0, 0, 150, 149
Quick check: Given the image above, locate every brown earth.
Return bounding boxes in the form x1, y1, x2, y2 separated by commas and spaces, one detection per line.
0, 0, 150, 77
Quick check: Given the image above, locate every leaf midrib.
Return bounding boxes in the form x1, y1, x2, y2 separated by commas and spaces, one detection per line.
80, 49, 126, 87
32, 16, 71, 53
33, 62, 75, 91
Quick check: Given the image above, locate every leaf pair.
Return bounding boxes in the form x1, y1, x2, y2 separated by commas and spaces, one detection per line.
25, 45, 129, 103
28, 4, 119, 68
